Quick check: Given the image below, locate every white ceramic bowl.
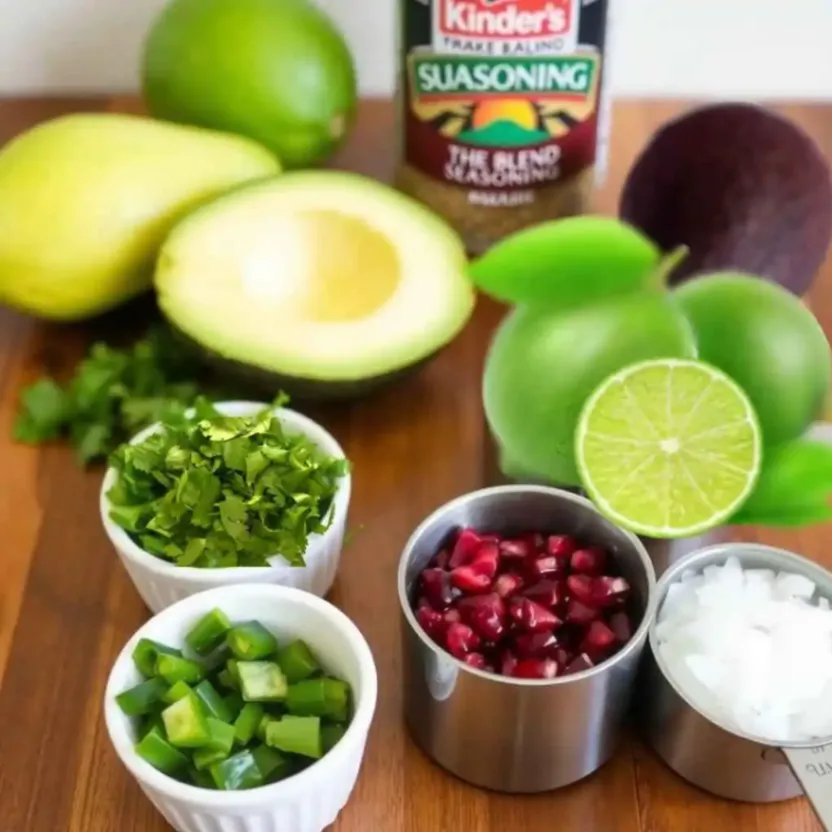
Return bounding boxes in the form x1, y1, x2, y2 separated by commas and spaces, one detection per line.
101, 402, 352, 613
104, 583, 378, 832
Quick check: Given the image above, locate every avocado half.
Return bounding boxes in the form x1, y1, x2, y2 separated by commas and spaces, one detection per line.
155, 171, 475, 400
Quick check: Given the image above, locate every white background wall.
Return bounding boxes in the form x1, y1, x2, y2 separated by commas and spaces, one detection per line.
0, 0, 829, 99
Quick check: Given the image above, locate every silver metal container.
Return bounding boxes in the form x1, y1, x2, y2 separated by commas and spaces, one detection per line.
397, 485, 657, 793
641, 543, 832, 826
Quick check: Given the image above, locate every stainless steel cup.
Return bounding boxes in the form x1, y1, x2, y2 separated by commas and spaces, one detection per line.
397, 485, 657, 793
641, 542, 832, 825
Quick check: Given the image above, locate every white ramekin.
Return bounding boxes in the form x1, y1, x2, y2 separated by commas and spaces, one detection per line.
104, 583, 378, 832
101, 401, 352, 613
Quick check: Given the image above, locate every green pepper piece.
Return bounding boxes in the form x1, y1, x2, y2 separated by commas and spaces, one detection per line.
194, 680, 233, 723
233, 703, 265, 746
265, 715, 322, 759
217, 669, 238, 691
115, 678, 167, 717
256, 713, 279, 743
277, 640, 320, 684
227, 659, 241, 684
202, 645, 232, 675
209, 751, 265, 791
322, 722, 346, 753
156, 654, 205, 686
226, 621, 279, 661
238, 661, 287, 703
205, 717, 236, 755
162, 691, 212, 748
132, 639, 183, 678
135, 726, 189, 775
251, 744, 292, 783
193, 746, 230, 771
163, 680, 193, 705
286, 678, 350, 722
185, 608, 232, 656
222, 691, 244, 721
188, 764, 216, 788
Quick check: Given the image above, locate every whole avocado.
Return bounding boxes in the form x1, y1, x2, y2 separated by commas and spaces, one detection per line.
674, 273, 832, 447
142, 0, 357, 169
620, 103, 832, 296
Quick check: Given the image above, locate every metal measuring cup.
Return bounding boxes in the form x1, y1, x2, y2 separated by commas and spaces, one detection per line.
640, 543, 832, 830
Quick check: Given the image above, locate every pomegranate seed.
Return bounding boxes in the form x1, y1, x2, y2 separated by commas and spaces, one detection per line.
472, 542, 500, 579
416, 606, 445, 641
523, 579, 565, 608
554, 647, 574, 667
546, 535, 578, 559
499, 538, 532, 560
446, 622, 480, 658
449, 528, 485, 568
463, 652, 488, 670
563, 653, 595, 676
451, 563, 494, 594
523, 532, 546, 552
528, 555, 565, 579
566, 598, 599, 625
500, 651, 518, 676
592, 576, 631, 607
420, 569, 455, 609
433, 548, 451, 570
443, 608, 461, 625
567, 574, 595, 604
458, 593, 506, 641
513, 658, 559, 679
570, 546, 607, 575
509, 598, 562, 633
514, 631, 563, 659
609, 611, 633, 643
494, 573, 525, 599
581, 620, 617, 658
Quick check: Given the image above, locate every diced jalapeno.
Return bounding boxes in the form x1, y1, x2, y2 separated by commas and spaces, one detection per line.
233, 703, 265, 746
251, 744, 292, 783
132, 639, 183, 678
205, 718, 236, 755
265, 715, 322, 759
222, 691, 244, 721
162, 692, 211, 748
194, 680, 233, 723
256, 713, 279, 743
116, 678, 167, 717
135, 727, 189, 775
188, 764, 216, 788
286, 678, 350, 722
322, 722, 346, 753
163, 681, 192, 705
209, 751, 264, 791
227, 621, 279, 661
237, 661, 287, 703
185, 609, 232, 656
277, 640, 320, 684
155, 654, 205, 686
192, 746, 230, 771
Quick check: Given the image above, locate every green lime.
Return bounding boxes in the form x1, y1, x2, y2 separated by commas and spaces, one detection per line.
575, 358, 762, 538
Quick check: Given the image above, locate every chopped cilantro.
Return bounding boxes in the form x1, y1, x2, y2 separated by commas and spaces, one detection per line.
106, 399, 349, 569
14, 329, 214, 464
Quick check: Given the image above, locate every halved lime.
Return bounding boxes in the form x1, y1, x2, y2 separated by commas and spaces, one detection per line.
575, 359, 762, 538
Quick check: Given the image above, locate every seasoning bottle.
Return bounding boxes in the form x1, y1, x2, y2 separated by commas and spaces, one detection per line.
396, 0, 613, 255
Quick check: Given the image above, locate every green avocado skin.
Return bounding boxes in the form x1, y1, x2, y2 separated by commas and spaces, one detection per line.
142, 0, 357, 169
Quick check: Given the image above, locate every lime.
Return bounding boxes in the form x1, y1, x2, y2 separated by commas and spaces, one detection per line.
575, 359, 762, 538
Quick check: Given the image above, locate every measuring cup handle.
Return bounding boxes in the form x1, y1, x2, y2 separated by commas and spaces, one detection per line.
783, 745, 832, 832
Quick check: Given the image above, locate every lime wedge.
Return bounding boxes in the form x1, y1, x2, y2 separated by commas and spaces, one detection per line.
575, 359, 762, 538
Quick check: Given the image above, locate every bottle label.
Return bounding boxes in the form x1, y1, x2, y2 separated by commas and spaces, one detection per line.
402, 0, 608, 199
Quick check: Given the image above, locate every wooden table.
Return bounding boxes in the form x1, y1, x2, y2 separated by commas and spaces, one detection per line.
0, 97, 830, 832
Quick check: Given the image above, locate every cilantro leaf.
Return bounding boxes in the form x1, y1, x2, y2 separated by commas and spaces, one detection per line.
14, 378, 72, 442
106, 401, 348, 569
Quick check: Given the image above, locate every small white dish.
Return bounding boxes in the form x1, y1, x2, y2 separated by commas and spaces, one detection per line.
101, 401, 351, 613
104, 583, 378, 832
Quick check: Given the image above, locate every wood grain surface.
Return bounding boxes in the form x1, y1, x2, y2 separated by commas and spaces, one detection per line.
0, 97, 830, 832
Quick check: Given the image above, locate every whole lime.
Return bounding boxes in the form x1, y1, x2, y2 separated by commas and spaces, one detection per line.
674, 273, 832, 447
483, 293, 698, 486
142, 0, 357, 169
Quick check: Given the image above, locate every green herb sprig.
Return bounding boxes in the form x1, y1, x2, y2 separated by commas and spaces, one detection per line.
14, 329, 210, 464
106, 399, 349, 569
